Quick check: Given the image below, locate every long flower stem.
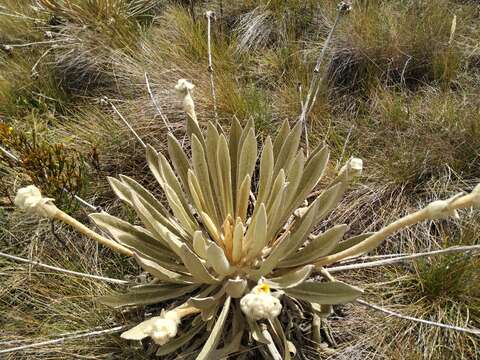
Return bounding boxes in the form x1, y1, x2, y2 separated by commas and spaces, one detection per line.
315, 192, 479, 266
299, 10, 342, 154
54, 210, 133, 257
205, 10, 218, 126
145, 72, 172, 132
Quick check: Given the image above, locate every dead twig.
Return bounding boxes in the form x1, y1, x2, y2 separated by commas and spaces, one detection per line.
357, 299, 480, 336
0, 251, 128, 284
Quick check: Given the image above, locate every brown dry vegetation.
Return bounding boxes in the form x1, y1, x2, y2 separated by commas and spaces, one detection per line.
0, 0, 479, 359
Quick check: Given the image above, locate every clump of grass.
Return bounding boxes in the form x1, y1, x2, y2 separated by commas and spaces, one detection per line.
349, 87, 480, 188
327, 1, 461, 93
372, 249, 480, 360
31, 0, 155, 95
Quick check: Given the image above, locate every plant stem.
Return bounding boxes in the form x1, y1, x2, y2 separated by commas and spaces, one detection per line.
109, 101, 147, 149
54, 210, 133, 256
260, 325, 283, 360
205, 10, 219, 127
299, 10, 342, 155
315, 191, 479, 266
145, 72, 172, 132
326, 245, 480, 273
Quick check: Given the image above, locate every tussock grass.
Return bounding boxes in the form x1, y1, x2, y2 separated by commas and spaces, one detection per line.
327, 1, 462, 93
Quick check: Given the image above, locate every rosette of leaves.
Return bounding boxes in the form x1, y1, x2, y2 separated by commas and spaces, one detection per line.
91, 118, 365, 359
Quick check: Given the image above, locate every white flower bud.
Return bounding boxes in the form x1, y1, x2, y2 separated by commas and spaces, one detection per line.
337, 157, 363, 183
15, 185, 57, 218
120, 310, 180, 345
472, 184, 480, 206
149, 312, 180, 345
240, 283, 282, 320
175, 79, 195, 95
425, 193, 463, 220
174, 79, 196, 123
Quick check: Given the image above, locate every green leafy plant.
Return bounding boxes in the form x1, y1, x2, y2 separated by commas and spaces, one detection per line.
13, 80, 480, 359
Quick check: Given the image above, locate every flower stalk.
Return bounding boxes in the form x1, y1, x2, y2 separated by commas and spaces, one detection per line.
315, 187, 480, 266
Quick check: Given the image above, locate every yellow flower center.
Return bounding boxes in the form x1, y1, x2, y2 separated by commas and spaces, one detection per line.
257, 284, 270, 294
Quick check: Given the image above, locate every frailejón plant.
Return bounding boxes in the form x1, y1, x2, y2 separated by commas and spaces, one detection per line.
14, 79, 480, 359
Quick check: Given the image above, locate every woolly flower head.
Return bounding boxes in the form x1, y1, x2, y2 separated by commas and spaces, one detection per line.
121, 310, 180, 345
472, 184, 480, 205
240, 283, 282, 320
174, 79, 195, 95
14, 185, 55, 217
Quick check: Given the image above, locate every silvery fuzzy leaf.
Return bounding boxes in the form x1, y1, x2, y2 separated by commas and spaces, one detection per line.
282, 145, 329, 223
206, 242, 234, 276
237, 128, 257, 194
280, 197, 320, 260
167, 134, 191, 196
108, 176, 182, 238
199, 211, 221, 244
272, 121, 302, 178
118, 174, 169, 218
284, 151, 305, 208
187, 169, 208, 214
193, 230, 210, 259
146, 144, 166, 188
265, 172, 287, 241
180, 244, 220, 284
164, 184, 198, 235
328, 232, 375, 255
265, 265, 314, 289
245, 203, 268, 260
278, 225, 348, 268
89, 213, 175, 261
265, 169, 285, 217
272, 119, 290, 159
156, 320, 205, 356
232, 218, 244, 264
192, 135, 219, 224
196, 296, 232, 360
157, 151, 196, 218
256, 136, 274, 206
248, 232, 292, 279
285, 280, 363, 304
314, 182, 346, 224
133, 253, 193, 284
289, 145, 329, 212
224, 278, 247, 298
189, 285, 224, 310
235, 174, 251, 222
131, 190, 188, 241
186, 115, 205, 148
228, 117, 242, 195
99, 284, 199, 308
270, 317, 295, 360
216, 134, 234, 219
